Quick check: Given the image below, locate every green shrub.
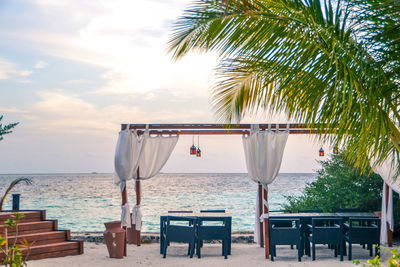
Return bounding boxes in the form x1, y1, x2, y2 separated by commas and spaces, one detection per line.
283, 154, 383, 213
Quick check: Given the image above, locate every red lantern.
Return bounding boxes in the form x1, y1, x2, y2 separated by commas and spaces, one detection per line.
319, 147, 324, 157
190, 136, 197, 155
196, 147, 201, 157
190, 144, 196, 155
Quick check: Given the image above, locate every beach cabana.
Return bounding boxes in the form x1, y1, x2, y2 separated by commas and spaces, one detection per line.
113, 123, 396, 258
113, 123, 321, 258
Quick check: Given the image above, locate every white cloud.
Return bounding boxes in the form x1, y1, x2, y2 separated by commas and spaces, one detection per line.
0, 107, 29, 114
34, 60, 48, 69
0, 57, 33, 80
1, 0, 217, 96
25, 90, 214, 136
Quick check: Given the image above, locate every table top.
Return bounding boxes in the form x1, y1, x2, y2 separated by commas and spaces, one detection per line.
161, 212, 231, 217
270, 212, 378, 218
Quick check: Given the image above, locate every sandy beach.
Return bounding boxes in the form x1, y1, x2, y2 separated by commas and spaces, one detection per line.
28, 242, 387, 267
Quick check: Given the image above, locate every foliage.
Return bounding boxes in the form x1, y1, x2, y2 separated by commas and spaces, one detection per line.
0, 116, 18, 142
0, 178, 33, 211
0, 212, 30, 267
283, 154, 383, 212
168, 0, 400, 171
356, 248, 400, 266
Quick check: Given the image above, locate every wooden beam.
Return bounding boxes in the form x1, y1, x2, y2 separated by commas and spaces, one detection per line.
386, 184, 393, 247
124, 123, 315, 130
258, 183, 264, 248
135, 129, 319, 135
263, 187, 270, 259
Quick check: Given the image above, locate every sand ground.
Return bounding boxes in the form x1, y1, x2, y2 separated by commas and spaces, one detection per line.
28, 242, 390, 267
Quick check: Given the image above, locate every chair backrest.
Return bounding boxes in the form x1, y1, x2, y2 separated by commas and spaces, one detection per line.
165, 216, 196, 243
200, 210, 225, 213
299, 209, 323, 213
269, 219, 301, 245
347, 217, 380, 244
333, 208, 362, 213
168, 210, 193, 213
269, 210, 288, 214
311, 218, 343, 244
197, 217, 229, 240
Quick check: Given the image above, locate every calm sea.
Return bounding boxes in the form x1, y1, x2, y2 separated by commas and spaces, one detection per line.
0, 173, 315, 232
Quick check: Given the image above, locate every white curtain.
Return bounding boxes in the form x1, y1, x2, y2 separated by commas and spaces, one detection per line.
114, 126, 143, 192
114, 125, 178, 228
134, 132, 179, 179
372, 155, 399, 245
243, 124, 289, 244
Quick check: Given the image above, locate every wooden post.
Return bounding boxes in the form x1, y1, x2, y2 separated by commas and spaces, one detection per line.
258, 183, 264, 248
136, 168, 141, 246
386, 183, 393, 247
121, 124, 128, 256
263, 187, 269, 259
122, 185, 127, 256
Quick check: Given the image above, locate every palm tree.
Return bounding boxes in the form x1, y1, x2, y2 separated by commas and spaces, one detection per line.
168, 0, 400, 171
0, 178, 33, 211
0, 115, 18, 141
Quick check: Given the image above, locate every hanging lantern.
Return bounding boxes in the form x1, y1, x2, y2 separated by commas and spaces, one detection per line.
190, 136, 196, 155
190, 144, 196, 155
333, 145, 339, 155
319, 147, 325, 157
196, 147, 201, 157
196, 135, 201, 157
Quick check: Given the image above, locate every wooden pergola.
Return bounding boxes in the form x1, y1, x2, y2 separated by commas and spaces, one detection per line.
119, 123, 393, 259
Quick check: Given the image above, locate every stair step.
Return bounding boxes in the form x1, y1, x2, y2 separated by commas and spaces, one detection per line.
1, 241, 83, 261
7, 230, 70, 246
0, 211, 44, 224
0, 220, 57, 235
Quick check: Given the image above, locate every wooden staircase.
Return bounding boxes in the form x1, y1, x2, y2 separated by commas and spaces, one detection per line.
0, 210, 83, 261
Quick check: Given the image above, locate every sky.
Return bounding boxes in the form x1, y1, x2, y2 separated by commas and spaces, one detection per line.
0, 0, 330, 174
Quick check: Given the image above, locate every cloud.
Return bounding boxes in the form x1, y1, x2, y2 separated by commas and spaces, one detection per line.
0, 107, 29, 114
0, 0, 218, 96
0, 57, 33, 80
34, 60, 48, 69
24, 90, 214, 136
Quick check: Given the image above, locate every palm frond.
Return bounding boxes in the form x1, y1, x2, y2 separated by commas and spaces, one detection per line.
0, 178, 33, 211
169, 0, 400, 171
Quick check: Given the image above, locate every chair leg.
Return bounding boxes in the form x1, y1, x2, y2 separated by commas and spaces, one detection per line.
340, 242, 343, 262
189, 242, 194, 258
298, 242, 302, 262
163, 239, 168, 258
197, 239, 201, 258
270, 245, 274, 261
223, 240, 228, 259
369, 244, 373, 256
334, 244, 338, 257
312, 243, 316, 261
348, 243, 352, 261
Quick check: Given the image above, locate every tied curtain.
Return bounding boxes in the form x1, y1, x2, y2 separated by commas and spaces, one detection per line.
114, 125, 179, 229
372, 155, 400, 245
242, 124, 289, 244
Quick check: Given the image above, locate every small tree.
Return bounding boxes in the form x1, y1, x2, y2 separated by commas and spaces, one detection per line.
283, 154, 383, 213
0, 115, 18, 141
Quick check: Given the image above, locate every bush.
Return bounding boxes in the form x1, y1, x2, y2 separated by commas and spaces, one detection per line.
283, 154, 383, 212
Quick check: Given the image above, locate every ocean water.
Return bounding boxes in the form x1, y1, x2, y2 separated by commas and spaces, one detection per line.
0, 173, 315, 232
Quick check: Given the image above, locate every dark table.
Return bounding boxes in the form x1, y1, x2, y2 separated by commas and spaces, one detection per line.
160, 212, 232, 255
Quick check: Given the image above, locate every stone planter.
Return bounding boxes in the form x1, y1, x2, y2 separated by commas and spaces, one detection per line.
103, 221, 125, 259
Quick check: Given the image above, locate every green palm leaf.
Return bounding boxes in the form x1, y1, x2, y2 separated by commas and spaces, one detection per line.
169, 0, 400, 171
0, 178, 33, 211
